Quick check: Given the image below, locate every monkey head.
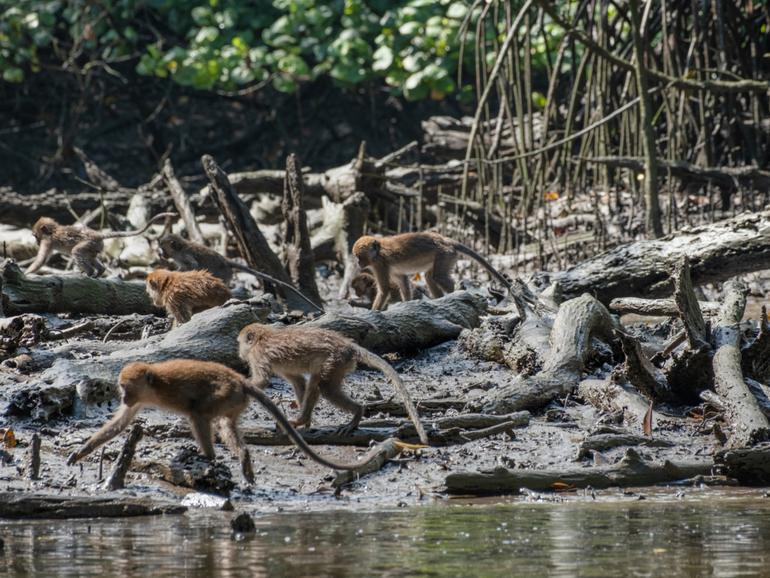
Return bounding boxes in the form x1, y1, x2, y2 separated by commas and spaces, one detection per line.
157, 234, 184, 260
31, 217, 58, 241
118, 362, 153, 406
352, 236, 380, 269
237, 323, 269, 361
145, 269, 172, 306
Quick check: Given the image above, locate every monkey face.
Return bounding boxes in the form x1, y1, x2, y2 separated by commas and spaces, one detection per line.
352, 236, 379, 268
31, 217, 56, 241
158, 235, 182, 260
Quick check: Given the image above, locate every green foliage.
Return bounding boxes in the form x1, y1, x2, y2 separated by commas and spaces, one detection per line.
0, 0, 557, 100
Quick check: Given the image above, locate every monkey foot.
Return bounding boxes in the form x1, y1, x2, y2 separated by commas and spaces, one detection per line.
334, 424, 358, 437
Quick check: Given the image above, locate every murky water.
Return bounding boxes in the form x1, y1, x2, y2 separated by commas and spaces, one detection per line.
2, 491, 770, 577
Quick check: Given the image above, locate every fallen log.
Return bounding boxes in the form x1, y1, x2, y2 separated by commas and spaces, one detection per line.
541, 210, 770, 303
609, 297, 720, 317
364, 398, 467, 417
332, 438, 404, 488
475, 294, 615, 414
444, 448, 712, 495
1, 260, 155, 316
576, 433, 674, 459
712, 279, 769, 447
716, 442, 770, 485
0, 493, 186, 519
577, 378, 661, 426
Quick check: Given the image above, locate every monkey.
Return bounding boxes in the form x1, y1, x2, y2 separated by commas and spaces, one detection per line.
157, 233, 323, 313
238, 323, 429, 445
26, 212, 176, 277
351, 271, 429, 308
146, 269, 231, 327
352, 231, 511, 311
66, 359, 387, 483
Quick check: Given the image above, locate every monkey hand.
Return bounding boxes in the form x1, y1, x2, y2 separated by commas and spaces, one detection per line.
66, 451, 81, 466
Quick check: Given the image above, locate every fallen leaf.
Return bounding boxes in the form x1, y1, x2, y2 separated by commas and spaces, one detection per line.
642, 401, 654, 437
551, 481, 576, 492
543, 191, 559, 201
3, 429, 16, 448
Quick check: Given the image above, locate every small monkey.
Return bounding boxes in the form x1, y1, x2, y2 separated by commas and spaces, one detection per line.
238, 323, 429, 445
26, 212, 175, 277
352, 232, 511, 311
67, 359, 383, 482
146, 269, 230, 327
158, 233, 323, 313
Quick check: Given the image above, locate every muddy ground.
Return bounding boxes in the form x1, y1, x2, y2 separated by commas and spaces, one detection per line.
0, 265, 735, 516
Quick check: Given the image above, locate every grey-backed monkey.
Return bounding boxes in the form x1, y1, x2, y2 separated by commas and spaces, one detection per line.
146, 269, 230, 327
158, 233, 323, 313
352, 232, 511, 311
238, 323, 429, 445
67, 359, 382, 482
27, 212, 175, 277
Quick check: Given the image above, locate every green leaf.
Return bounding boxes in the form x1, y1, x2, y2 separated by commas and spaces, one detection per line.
2, 67, 24, 83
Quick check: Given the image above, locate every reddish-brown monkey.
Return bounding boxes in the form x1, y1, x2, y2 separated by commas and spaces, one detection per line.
146, 269, 230, 327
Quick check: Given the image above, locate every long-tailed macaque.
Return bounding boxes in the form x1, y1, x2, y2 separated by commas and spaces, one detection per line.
237, 323, 429, 445
352, 232, 511, 311
157, 233, 323, 313
26, 213, 175, 277
67, 359, 382, 482
145, 269, 230, 327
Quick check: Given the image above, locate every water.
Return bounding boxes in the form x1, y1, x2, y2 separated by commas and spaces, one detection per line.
2, 491, 770, 577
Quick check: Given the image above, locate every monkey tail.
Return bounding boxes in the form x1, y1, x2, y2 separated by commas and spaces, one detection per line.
229, 262, 325, 314
243, 383, 379, 470
352, 345, 430, 445
100, 212, 177, 239
452, 242, 511, 290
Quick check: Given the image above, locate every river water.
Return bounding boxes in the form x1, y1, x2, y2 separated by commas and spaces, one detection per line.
2, 490, 769, 577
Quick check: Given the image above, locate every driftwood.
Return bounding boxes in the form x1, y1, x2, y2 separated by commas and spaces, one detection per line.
365, 398, 467, 417
0, 493, 186, 519
576, 433, 674, 459
673, 257, 708, 348
137, 447, 235, 494
104, 424, 143, 491
716, 442, 770, 485
333, 438, 404, 488
445, 448, 712, 495
614, 329, 672, 402
1, 260, 155, 316
609, 297, 720, 317
476, 294, 615, 413
543, 210, 770, 302
282, 154, 322, 305
712, 279, 770, 447
162, 159, 204, 244
201, 154, 312, 312
577, 379, 661, 426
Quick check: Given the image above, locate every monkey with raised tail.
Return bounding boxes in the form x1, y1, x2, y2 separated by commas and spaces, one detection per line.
157, 233, 324, 313
26, 212, 175, 277
352, 232, 511, 311
238, 323, 429, 445
146, 269, 230, 327
67, 359, 385, 483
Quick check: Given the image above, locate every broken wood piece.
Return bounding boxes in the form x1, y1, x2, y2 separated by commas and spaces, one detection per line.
609, 297, 720, 317
673, 257, 709, 348
614, 329, 673, 402
201, 154, 314, 312
712, 279, 770, 447
1, 260, 155, 315
364, 398, 467, 417
25, 433, 41, 480
576, 433, 674, 460
162, 159, 205, 245
332, 438, 404, 488
136, 447, 235, 495
431, 420, 520, 444
444, 448, 712, 495
282, 153, 323, 305
741, 305, 770, 384
104, 424, 143, 490
0, 493, 186, 519
577, 378, 661, 426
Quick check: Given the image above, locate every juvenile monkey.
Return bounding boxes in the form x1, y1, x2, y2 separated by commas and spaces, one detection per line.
67, 359, 383, 482
158, 233, 323, 313
146, 269, 230, 327
352, 231, 511, 311
26, 212, 175, 277
238, 323, 429, 445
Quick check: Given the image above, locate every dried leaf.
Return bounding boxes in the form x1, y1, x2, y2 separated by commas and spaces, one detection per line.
551, 481, 576, 492
394, 440, 427, 451
3, 429, 16, 448
642, 401, 654, 437
543, 191, 559, 201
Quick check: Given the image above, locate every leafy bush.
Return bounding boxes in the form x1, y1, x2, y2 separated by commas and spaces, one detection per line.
0, 0, 545, 101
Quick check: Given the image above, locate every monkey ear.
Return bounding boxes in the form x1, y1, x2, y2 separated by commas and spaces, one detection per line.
245, 331, 255, 344
370, 240, 380, 257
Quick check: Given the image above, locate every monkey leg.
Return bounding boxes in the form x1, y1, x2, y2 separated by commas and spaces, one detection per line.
394, 275, 413, 302
219, 417, 254, 483
292, 375, 321, 429
285, 374, 307, 407
168, 301, 192, 326
72, 241, 104, 277
189, 415, 215, 458
371, 268, 392, 311
424, 269, 445, 299
320, 361, 362, 436
432, 254, 456, 295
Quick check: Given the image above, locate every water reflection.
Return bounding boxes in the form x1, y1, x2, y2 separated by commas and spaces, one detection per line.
2, 493, 770, 577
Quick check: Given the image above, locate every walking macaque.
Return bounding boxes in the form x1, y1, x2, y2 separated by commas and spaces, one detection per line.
158, 233, 323, 313
238, 323, 429, 445
352, 232, 511, 311
67, 359, 382, 482
146, 269, 230, 327
26, 212, 175, 277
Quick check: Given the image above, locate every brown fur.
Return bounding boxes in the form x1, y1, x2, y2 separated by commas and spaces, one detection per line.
26, 213, 174, 277
146, 269, 230, 327
66, 359, 381, 482
352, 232, 510, 311
238, 323, 428, 444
